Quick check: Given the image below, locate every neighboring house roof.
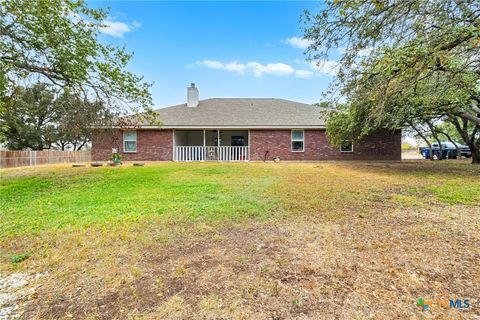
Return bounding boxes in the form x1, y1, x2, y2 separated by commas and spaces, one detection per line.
146, 98, 325, 129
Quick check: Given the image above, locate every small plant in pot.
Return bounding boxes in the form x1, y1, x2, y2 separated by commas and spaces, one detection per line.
110, 153, 122, 165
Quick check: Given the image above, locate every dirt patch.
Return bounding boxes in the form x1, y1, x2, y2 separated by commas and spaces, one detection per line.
402, 150, 424, 160
0, 272, 47, 320
24, 205, 479, 319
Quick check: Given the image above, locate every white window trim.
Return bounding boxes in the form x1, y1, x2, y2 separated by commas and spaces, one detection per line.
123, 130, 137, 153
291, 129, 305, 153
340, 140, 354, 153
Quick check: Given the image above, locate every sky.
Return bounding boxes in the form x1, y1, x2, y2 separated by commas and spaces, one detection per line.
89, 1, 337, 109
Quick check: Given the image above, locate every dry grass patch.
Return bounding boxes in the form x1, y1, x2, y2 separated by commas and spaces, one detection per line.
0, 161, 478, 319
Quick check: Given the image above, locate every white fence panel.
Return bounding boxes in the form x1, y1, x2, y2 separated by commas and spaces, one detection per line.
174, 146, 249, 162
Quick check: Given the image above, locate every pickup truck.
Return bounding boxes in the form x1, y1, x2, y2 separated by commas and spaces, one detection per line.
419, 141, 471, 159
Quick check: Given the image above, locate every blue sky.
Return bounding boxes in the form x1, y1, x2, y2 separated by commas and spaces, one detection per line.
90, 1, 336, 108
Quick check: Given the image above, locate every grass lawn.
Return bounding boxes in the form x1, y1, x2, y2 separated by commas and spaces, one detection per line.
1, 161, 479, 319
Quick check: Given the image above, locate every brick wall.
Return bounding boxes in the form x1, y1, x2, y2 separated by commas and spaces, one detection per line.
92, 128, 401, 161
249, 129, 401, 161
92, 129, 173, 161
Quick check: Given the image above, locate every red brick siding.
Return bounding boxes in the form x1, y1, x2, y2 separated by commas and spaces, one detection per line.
92, 129, 173, 161
92, 129, 401, 161
249, 129, 401, 161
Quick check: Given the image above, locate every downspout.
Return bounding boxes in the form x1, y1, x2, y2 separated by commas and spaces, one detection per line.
172, 129, 175, 161
248, 130, 251, 161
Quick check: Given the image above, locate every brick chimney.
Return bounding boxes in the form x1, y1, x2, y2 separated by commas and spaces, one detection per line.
187, 83, 199, 108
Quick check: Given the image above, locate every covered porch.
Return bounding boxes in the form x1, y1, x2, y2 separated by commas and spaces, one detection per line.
173, 130, 250, 161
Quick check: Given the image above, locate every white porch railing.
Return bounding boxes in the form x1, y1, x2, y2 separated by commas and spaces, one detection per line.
174, 146, 249, 162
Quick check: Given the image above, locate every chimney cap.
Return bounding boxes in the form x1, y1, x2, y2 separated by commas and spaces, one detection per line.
190, 83, 195, 88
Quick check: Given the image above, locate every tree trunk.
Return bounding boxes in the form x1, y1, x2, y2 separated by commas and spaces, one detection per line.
448, 115, 479, 164
436, 137, 443, 160
75, 139, 88, 151
470, 145, 480, 164
437, 130, 461, 159
409, 121, 434, 160
426, 120, 443, 160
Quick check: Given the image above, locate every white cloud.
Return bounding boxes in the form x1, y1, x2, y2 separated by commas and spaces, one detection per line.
198, 60, 340, 79
295, 70, 314, 78
101, 21, 131, 37
310, 60, 339, 76
197, 60, 225, 69
196, 60, 295, 77
224, 61, 247, 74
246, 62, 294, 77
196, 60, 247, 75
283, 37, 313, 49
196, 59, 341, 78
101, 19, 141, 38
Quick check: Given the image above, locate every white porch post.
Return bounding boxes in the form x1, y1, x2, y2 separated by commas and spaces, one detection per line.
248, 129, 251, 161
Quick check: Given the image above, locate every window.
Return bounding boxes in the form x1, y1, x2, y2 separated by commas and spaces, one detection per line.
231, 136, 245, 146
123, 131, 137, 153
340, 140, 353, 152
291, 130, 304, 152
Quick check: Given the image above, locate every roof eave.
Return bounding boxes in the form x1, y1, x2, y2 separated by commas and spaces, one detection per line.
97, 125, 326, 130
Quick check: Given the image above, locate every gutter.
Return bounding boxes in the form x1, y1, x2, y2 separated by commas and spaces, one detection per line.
95, 125, 326, 130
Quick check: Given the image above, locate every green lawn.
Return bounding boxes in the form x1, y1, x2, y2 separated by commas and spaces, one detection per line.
0, 161, 479, 319
2, 162, 478, 239
1, 164, 278, 237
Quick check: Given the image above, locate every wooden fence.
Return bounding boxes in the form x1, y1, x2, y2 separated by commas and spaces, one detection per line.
0, 150, 91, 168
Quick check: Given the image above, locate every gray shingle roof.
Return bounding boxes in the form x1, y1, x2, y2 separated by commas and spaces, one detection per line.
150, 98, 325, 128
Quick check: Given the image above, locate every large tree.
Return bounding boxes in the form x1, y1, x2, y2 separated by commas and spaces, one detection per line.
0, 0, 153, 125
54, 89, 109, 150
1, 83, 58, 150
323, 49, 480, 161
1, 83, 107, 150
303, 0, 480, 163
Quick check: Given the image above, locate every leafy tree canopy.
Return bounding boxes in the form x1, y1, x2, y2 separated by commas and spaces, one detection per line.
303, 0, 480, 163
0, 0, 153, 121
1, 83, 107, 150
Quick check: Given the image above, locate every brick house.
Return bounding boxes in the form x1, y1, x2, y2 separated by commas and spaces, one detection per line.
92, 84, 401, 162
